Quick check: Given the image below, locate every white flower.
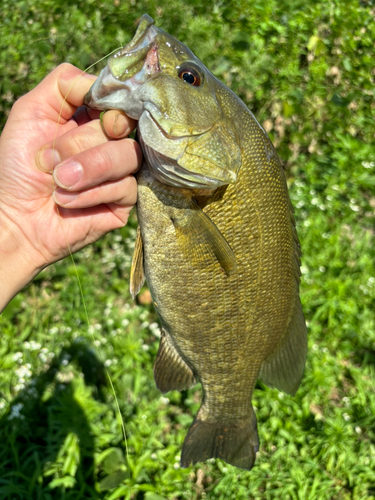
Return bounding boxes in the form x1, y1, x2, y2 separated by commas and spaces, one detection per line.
104, 359, 112, 367
149, 323, 161, 338
29, 341, 41, 351
8, 403, 24, 420
300, 266, 309, 275
15, 365, 32, 380
12, 352, 23, 362
38, 353, 47, 363
173, 462, 180, 470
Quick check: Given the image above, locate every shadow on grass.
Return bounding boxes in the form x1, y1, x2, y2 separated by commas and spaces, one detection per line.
0, 340, 107, 500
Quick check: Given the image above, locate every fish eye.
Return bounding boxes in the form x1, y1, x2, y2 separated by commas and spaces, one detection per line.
178, 65, 202, 87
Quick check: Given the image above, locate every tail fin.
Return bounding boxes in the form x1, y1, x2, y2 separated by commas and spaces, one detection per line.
181, 409, 259, 470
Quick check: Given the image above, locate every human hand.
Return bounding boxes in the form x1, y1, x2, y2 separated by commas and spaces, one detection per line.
0, 63, 142, 310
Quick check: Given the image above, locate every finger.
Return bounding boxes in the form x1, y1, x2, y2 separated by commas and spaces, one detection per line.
100, 110, 137, 139
19, 63, 98, 122
57, 204, 134, 240
36, 120, 111, 173
53, 175, 137, 208
36, 111, 137, 174
52, 138, 142, 191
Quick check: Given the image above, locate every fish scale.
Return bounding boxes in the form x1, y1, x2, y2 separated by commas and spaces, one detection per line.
84, 13, 307, 470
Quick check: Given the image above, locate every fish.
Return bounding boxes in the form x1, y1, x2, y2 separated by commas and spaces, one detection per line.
84, 14, 307, 471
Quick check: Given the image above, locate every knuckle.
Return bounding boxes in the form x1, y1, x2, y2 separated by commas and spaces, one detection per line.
70, 128, 94, 155
56, 62, 77, 75
95, 147, 114, 176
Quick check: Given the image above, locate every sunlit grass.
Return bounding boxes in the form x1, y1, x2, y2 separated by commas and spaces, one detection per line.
1, 0, 375, 498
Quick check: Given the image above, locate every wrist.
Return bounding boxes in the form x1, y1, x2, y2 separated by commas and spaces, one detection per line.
0, 214, 43, 312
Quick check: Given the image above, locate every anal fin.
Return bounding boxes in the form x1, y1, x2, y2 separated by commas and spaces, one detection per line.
153, 329, 196, 393
130, 226, 145, 299
259, 296, 307, 395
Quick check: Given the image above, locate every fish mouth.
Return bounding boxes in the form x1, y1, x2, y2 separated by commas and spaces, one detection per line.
83, 15, 160, 116
144, 102, 208, 139
83, 14, 237, 190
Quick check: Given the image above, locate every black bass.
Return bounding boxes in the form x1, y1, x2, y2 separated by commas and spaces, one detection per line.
84, 14, 307, 470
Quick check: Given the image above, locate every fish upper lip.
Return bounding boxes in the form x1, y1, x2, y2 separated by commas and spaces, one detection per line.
110, 22, 158, 69
143, 102, 213, 140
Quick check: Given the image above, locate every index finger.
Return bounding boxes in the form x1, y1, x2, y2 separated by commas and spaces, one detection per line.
21, 63, 98, 123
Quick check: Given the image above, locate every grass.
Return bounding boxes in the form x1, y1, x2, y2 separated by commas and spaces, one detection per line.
1, 0, 375, 498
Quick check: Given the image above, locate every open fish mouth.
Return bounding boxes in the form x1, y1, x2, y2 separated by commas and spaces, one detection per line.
83, 15, 160, 117
108, 15, 159, 82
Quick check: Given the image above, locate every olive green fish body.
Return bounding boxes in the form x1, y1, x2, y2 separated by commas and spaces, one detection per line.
84, 14, 307, 470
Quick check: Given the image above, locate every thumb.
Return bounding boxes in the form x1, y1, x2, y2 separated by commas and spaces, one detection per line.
20, 63, 97, 123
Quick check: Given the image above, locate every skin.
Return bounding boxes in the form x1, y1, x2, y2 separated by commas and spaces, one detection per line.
0, 63, 142, 312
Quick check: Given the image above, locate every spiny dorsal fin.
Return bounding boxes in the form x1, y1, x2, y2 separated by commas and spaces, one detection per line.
173, 205, 236, 276
154, 329, 196, 393
129, 226, 145, 299
259, 296, 307, 395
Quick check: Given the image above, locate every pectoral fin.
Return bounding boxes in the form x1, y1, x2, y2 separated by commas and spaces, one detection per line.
129, 226, 146, 299
173, 206, 236, 276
